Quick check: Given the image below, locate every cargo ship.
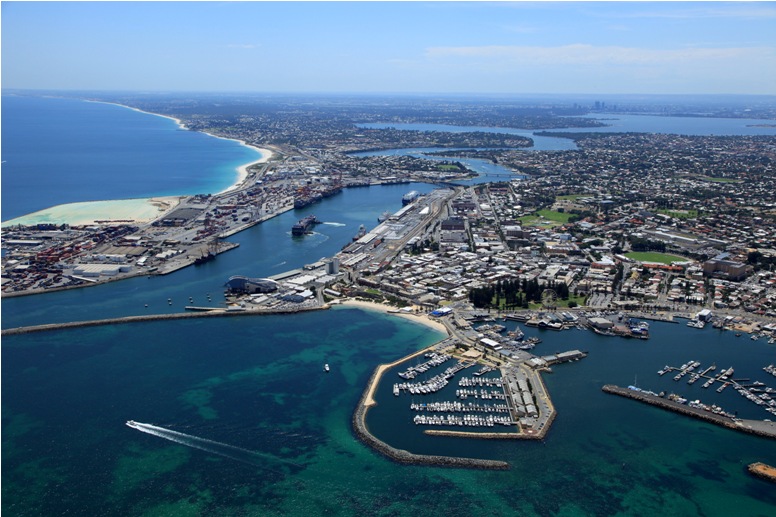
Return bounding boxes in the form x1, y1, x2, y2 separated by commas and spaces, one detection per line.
294, 185, 343, 209
291, 215, 320, 236
353, 224, 367, 241
402, 190, 420, 205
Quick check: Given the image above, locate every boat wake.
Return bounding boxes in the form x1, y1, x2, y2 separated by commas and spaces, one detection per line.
322, 222, 346, 227
126, 421, 299, 469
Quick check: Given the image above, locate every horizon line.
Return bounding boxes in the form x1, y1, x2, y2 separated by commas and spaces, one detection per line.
4, 88, 776, 99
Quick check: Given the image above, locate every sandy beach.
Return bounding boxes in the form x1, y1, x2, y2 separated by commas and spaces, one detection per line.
5, 100, 275, 226
336, 298, 450, 335
1, 196, 184, 227
217, 143, 274, 195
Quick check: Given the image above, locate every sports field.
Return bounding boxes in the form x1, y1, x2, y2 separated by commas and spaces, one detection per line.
625, 251, 688, 264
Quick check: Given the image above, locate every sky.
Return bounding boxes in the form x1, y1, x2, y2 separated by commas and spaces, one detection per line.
2, 1, 775, 95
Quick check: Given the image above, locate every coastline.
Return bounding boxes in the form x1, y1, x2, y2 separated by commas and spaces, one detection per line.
91, 100, 276, 195
335, 299, 449, 335
1, 196, 184, 227
2, 98, 277, 226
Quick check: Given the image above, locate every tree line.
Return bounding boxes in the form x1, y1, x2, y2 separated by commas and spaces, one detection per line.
468, 278, 570, 309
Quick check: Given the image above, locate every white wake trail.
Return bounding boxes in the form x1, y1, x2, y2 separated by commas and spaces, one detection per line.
127, 421, 299, 468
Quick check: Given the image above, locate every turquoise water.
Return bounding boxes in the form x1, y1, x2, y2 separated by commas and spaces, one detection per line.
4, 310, 776, 516
1, 95, 261, 221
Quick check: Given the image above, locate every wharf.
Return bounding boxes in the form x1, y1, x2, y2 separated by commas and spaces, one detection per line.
602, 385, 776, 440
748, 462, 776, 483
156, 242, 240, 275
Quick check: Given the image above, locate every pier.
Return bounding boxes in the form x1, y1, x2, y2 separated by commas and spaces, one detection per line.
659, 361, 776, 417
602, 385, 776, 440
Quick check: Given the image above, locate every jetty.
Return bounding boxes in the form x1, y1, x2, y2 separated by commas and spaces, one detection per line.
748, 462, 776, 483
602, 384, 776, 440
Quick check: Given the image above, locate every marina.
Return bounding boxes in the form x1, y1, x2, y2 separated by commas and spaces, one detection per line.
660, 361, 776, 417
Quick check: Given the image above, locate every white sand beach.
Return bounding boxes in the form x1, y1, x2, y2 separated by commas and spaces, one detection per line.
218, 144, 275, 195
337, 298, 450, 335
1, 196, 183, 227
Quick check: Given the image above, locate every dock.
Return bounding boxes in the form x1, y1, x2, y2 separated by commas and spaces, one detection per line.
660, 361, 776, 417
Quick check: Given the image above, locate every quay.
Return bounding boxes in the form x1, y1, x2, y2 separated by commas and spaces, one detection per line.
602, 384, 776, 440
748, 462, 776, 483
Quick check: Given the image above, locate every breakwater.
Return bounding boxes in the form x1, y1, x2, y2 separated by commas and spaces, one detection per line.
352, 352, 510, 470
1, 305, 326, 336
602, 385, 776, 440
424, 429, 522, 439
748, 462, 776, 483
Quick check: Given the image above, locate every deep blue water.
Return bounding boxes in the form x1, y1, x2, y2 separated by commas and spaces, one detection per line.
1, 95, 261, 221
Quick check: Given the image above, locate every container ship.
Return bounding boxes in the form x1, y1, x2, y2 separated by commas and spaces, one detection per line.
294, 184, 343, 209
291, 215, 320, 236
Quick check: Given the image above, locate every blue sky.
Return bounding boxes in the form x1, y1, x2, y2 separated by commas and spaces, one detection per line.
2, 1, 775, 94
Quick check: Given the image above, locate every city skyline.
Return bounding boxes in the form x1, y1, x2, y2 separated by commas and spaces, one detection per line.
2, 1, 775, 95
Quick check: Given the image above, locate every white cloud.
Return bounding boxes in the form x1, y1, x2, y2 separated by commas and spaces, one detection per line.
595, 4, 776, 20
424, 44, 776, 66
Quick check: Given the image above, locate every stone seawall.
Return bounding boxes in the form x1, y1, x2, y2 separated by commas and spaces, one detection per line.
1, 305, 325, 336
352, 362, 510, 470
424, 429, 523, 439
602, 384, 776, 440
748, 462, 776, 483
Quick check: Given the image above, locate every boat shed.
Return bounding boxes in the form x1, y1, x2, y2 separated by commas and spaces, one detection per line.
588, 317, 614, 330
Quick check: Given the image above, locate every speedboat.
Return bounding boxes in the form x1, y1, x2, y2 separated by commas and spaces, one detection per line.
126, 420, 139, 428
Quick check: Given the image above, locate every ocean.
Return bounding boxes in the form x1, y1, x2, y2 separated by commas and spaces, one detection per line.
4, 310, 776, 516
1, 94, 262, 221
3, 95, 776, 516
